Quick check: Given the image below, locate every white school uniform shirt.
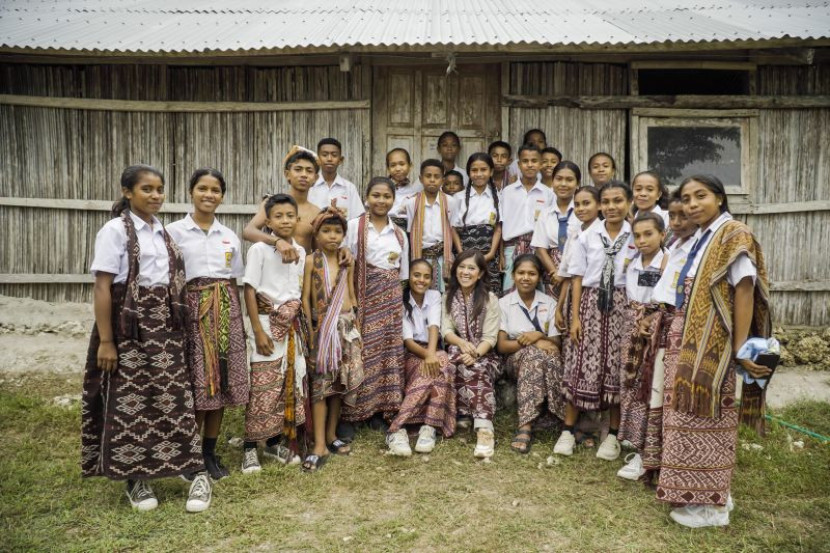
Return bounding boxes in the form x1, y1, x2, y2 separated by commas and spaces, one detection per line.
90, 211, 170, 286
166, 214, 244, 281
498, 289, 560, 338
625, 250, 665, 304
403, 194, 451, 248
500, 179, 555, 241
530, 200, 581, 251
402, 289, 442, 343
687, 212, 756, 285
652, 236, 696, 305
568, 220, 637, 288
243, 240, 306, 363
308, 174, 365, 220
557, 218, 601, 278
391, 180, 423, 220
451, 186, 500, 227
635, 204, 670, 229
345, 216, 410, 280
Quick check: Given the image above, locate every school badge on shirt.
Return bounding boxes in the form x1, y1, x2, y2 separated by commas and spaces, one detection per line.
388, 251, 399, 264
489, 211, 497, 226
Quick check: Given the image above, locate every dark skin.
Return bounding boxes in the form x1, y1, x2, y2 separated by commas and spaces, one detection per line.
406, 262, 442, 379
437, 136, 461, 174
452, 159, 502, 261
537, 168, 579, 290
496, 261, 560, 451
95, 173, 165, 373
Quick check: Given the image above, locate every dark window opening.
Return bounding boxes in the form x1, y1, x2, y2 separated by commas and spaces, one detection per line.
638, 69, 750, 95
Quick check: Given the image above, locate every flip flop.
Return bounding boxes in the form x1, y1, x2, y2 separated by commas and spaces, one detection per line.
510, 429, 533, 454
301, 454, 329, 473
327, 439, 351, 455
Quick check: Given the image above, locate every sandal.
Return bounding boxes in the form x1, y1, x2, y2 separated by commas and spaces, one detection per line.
301, 454, 328, 473
510, 429, 533, 454
327, 439, 351, 455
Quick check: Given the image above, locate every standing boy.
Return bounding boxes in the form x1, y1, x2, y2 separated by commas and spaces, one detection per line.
488, 140, 514, 191
241, 194, 309, 474
308, 138, 365, 221
436, 131, 468, 186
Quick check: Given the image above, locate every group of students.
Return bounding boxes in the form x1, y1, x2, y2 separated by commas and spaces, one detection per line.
82, 129, 773, 529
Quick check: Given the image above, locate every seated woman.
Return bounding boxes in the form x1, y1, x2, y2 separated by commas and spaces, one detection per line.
497, 254, 565, 454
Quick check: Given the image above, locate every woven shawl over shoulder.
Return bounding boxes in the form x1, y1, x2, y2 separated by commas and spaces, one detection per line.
672, 220, 771, 424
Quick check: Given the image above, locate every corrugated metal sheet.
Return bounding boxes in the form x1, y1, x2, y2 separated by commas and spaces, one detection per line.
0, 0, 828, 54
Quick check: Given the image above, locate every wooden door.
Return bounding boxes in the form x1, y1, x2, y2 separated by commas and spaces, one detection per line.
372, 64, 501, 179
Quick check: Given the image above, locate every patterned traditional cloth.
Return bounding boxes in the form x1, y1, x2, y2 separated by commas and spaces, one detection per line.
562, 286, 626, 411
597, 231, 630, 313
673, 220, 770, 421
503, 232, 534, 293
388, 349, 457, 437
409, 191, 454, 282
244, 297, 308, 443
420, 242, 446, 292
82, 213, 203, 480
185, 277, 249, 411
458, 224, 502, 292
447, 292, 500, 421
503, 345, 565, 427
309, 250, 364, 405
342, 215, 406, 421
618, 300, 660, 450
544, 246, 563, 298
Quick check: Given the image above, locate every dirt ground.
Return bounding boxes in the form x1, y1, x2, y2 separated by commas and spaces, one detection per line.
1, 294, 828, 409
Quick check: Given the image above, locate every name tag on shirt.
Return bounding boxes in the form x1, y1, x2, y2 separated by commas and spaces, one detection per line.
671, 271, 681, 289
388, 251, 399, 263
534, 199, 545, 221
638, 272, 661, 288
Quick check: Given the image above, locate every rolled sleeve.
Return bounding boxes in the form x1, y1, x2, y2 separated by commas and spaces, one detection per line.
480, 293, 501, 348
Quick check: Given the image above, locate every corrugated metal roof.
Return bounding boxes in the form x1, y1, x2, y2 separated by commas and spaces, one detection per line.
0, 0, 828, 55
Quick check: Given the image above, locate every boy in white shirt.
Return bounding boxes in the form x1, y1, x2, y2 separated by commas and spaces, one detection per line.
309, 138, 365, 220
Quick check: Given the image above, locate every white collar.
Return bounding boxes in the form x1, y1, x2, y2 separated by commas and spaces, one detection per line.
694, 211, 733, 240
551, 199, 575, 217
630, 249, 665, 272
129, 211, 163, 233
408, 289, 439, 309
315, 174, 345, 189
182, 213, 221, 234
508, 289, 543, 311
598, 219, 632, 241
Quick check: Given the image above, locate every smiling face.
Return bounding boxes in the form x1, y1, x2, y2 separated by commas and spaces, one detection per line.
518, 149, 541, 181
600, 187, 631, 225
420, 165, 443, 195
633, 220, 665, 258
437, 136, 460, 163
589, 155, 615, 186
513, 260, 540, 295
632, 174, 662, 212
386, 151, 411, 185
468, 160, 492, 191
124, 172, 165, 220
315, 221, 345, 253
409, 261, 433, 296
680, 180, 722, 229
541, 152, 561, 178
455, 256, 483, 292
668, 201, 697, 239
366, 184, 395, 218
317, 144, 343, 176
284, 159, 318, 193
489, 146, 511, 173
552, 168, 579, 202
190, 175, 224, 216
574, 189, 600, 224
266, 202, 298, 240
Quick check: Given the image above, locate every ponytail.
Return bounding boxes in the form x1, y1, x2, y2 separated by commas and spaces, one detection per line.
111, 197, 130, 218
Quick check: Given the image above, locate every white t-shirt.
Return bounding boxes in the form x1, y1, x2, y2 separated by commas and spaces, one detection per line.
625, 250, 665, 304
345, 217, 410, 279
90, 211, 170, 286
308, 174, 366, 220
568, 220, 637, 288
402, 289, 442, 343
500, 179, 554, 241
166, 214, 244, 281
452, 186, 500, 228
498, 289, 560, 338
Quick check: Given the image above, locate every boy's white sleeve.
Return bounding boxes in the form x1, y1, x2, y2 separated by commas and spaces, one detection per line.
242, 244, 263, 291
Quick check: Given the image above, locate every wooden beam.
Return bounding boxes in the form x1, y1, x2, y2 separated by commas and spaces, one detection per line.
0, 197, 258, 214
0, 94, 370, 113
748, 200, 830, 215
770, 280, 830, 293
630, 61, 757, 71
503, 95, 830, 110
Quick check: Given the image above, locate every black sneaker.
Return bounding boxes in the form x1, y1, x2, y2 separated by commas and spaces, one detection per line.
204, 454, 230, 481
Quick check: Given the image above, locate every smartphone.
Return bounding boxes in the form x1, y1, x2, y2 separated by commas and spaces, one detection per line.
753, 352, 780, 380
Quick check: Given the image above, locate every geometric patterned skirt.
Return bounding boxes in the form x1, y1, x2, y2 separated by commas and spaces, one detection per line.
388, 349, 456, 437
185, 277, 249, 411
81, 284, 204, 480
562, 286, 626, 411
504, 345, 565, 427
618, 300, 649, 449
458, 224, 502, 293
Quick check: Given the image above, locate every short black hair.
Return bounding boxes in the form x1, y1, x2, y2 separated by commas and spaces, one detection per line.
523, 128, 547, 144
632, 212, 666, 233
317, 137, 342, 153
188, 167, 226, 194
386, 148, 411, 166
366, 176, 396, 198
542, 147, 563, 160
517, 143, 542, 158
265, 193, 298, 217
487, 140, 512, 156
318, 215, 347, 233
420, 158, 444, 175
284, 150, 319, 173
438, 131, 461, 146
444, 170, 463, 182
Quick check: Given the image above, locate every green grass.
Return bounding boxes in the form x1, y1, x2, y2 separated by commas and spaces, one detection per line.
2, 374, 829, 553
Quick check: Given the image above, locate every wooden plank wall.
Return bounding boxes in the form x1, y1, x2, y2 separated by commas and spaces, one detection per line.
0, 63, 369, 302
506, 62, 628, 179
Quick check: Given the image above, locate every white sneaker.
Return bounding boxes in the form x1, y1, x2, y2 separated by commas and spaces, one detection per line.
596, 434, 621, 461
414, 425, 437, 453
386, 429, 412, 457
185, 473, 212, 513
553, 430, 575, 456
726, 494, 734, 512
616, 453, 645, 480
126, 480, 158, 512
670, 504, 730, 528
241, 448, 262, 474
473, 429, 495, 459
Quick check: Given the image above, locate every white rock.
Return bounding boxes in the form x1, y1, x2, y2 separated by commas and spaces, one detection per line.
793, 440, 805, 449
